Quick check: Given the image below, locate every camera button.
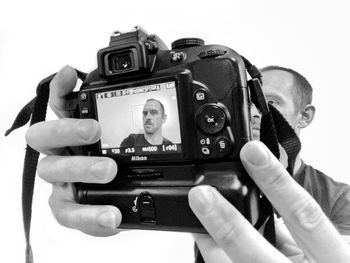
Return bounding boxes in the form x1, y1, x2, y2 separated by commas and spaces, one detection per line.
216, 137, 230, 152
79, 92, 88, 101
198, 49, 227, 59
199, 137, 211, 145
81, 107, 89, 115
138, 192, 156, 224
171, 51, 185, 62
196, 105, 227, 134
201, 146, 211, 156
194, 90, 207, 103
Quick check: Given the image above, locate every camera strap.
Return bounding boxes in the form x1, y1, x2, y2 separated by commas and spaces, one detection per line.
5, 69, 87, 263
243, 57, 301, 246
242, 56, 301, 175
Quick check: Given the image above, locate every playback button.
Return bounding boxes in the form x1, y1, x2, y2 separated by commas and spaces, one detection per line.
194, 89, 207, 103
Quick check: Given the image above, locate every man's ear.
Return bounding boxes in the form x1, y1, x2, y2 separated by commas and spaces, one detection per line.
163, 114, 167, 123
298, 104, 315, 128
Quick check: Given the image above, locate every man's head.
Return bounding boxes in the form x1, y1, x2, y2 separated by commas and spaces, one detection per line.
142, 98, 167, 135
251, 66, 315, 140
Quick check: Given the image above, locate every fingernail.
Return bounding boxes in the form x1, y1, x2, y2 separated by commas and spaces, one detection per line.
76, 120, 99, 141
97, 211, 118, 229
243, 142, 269, 166
189, 186, 216, 215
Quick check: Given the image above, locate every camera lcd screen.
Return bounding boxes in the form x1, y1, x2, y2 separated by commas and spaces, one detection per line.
95, 80, 182, 157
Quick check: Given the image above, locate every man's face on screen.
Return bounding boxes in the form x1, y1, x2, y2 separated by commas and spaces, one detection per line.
142, 100, 165, 135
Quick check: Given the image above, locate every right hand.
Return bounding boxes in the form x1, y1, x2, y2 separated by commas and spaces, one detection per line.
189, 141, 350, 263
25, 65, 122, 236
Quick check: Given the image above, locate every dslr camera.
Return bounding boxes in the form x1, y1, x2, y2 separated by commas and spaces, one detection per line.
67, 27, 260, 232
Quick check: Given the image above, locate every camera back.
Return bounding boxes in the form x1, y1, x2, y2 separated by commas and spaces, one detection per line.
66, 27, 259, 232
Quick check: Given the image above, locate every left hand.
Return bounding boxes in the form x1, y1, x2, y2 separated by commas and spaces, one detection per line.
188, 141, 350, 263
25, 66, 122, 237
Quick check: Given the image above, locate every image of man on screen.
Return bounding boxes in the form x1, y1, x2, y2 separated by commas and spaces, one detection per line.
120, 98, 173, 147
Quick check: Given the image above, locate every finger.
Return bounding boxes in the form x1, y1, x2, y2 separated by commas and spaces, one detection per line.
274, 217, 304, 259
192, 234, 232, 263
38, 155, 117, 184
49, 65, 78, 118
188, 186, 289, 263
49, 188, 121, 236
25, 118, 101, 155
240, 141, 350, 262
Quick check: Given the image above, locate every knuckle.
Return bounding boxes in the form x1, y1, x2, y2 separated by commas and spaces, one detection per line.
61, 157, 80, 177
53, 119, 70, 138
48, 100, 63, 117
50, 202, 74, 229
290, 198, 325, 231
74, 119, 101, 143
48, 191, 71, 228
262, 165, 289, 191
37, 157, 51, 180
54, 211, 69, 228
75, 210, 86, 227
215, 222, 241, 248
90, 159, 117, 183
36, 160, 45, 179
48, 194, 65, 224
48, 194, 56, 210
25, 126, 36, 147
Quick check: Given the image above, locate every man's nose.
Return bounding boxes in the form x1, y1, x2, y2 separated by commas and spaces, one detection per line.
250, 103, 261, 119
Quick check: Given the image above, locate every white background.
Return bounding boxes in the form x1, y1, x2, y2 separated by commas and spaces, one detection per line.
1, 0, 350, 262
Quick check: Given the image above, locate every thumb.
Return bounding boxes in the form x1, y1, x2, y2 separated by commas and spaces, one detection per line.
275, 216, 305, 260
49, 65, 78, 118
192, 233, 232, 263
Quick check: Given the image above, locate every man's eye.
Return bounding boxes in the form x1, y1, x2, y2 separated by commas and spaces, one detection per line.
267, 99, 279, 106
150, 110, 158, 115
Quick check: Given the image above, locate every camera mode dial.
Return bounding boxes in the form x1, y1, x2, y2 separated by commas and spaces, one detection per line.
195, 104, 227, 135
171, 38, 205, 50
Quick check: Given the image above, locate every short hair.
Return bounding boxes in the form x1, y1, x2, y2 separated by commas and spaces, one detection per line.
260, 65, 313, 111
145, 98, 165, 117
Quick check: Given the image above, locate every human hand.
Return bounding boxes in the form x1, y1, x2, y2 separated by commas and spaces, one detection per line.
25, 66, 122, 236
189, 141, 350, 263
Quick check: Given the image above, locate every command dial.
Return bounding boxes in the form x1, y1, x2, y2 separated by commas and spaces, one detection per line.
171, 38, 205, 50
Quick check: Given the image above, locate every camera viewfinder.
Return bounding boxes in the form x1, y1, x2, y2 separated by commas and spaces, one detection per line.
109, 51, 134, 73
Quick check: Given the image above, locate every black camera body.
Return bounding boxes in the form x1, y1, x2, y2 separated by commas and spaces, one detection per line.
67, 27, 259, 232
